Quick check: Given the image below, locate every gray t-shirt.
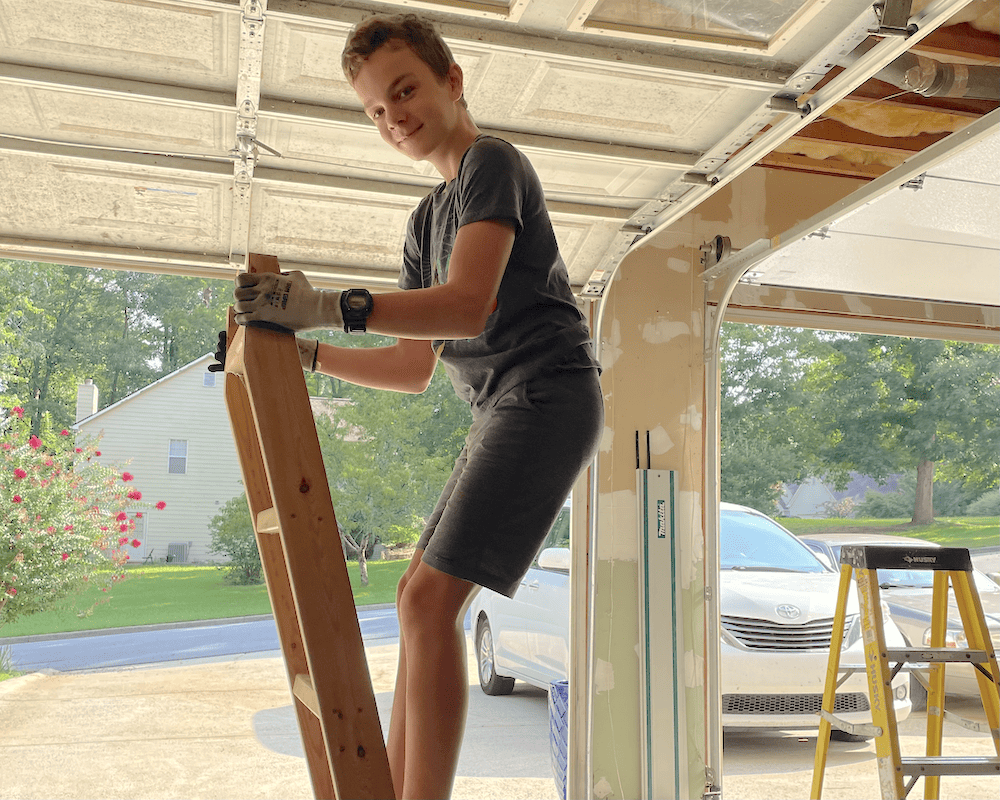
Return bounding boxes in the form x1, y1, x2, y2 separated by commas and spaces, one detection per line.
398, 135, 600, 409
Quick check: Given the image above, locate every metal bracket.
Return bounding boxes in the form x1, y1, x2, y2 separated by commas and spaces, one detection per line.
229, 0, 269, 270
875, 0, 917, 37
900, 173, 925, 191
819, 709, 883, 738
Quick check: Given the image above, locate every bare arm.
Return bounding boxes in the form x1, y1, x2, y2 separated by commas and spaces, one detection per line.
366, 218, 515, 340
312, 336, 439, 394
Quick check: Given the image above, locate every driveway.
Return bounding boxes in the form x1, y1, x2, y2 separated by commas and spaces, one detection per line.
2, 638, 997, 800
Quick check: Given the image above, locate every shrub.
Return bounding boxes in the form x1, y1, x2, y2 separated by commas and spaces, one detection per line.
1, 405, 164, 627
967, 490, 1000, 517
209, 494, 262, 585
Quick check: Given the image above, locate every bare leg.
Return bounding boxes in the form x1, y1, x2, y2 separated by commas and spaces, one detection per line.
396, 559, 479, 799
387, 549, 424, 798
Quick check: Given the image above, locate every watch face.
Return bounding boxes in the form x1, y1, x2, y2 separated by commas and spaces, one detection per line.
347, 294, 368, 310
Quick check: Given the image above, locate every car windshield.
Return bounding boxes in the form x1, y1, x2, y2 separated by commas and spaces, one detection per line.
720, 509, 826, 573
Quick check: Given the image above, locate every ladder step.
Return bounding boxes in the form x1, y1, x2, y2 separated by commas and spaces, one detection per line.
255, 507, 279, 534
886, 647, 990, 664
900, 756, 1000, 777
293, 672, 319, 718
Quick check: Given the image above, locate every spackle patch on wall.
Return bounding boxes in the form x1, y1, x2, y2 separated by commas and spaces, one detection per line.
684, 649, 706, 688
647, 425, 673, 456
602, 318, 623, 368
679, 404, 702, 431
595, 658, 616, 693
667, 256, 689, 273
641, 317, 689, 344
599, 424, 614, 453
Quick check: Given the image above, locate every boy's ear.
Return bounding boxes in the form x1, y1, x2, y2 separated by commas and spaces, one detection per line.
446, 62, 464, 101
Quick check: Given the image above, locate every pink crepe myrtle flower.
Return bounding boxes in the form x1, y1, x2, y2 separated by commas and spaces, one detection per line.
135, 512, 143, 518
75, 447, 83, 453
13, 468, 27, 479
11, 406, 24, 418
127, 489, 142, 501
120, 523, 129, 533
12, 495, 22, 503
118, 536, 129, 545
131, 539, 141, 548
116, 511, 127, 521
5, 587, 17, 596
61, 553, 70, 561
121, 472, 134, 482
95, 450, 101, 456
155, 501, 166, 510
28, 435, 41, 449
64, 524, 73, 531
60, 429, 70, 436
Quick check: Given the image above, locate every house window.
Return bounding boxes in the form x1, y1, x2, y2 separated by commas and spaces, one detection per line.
168, 439, 188, 474
203, 372, 216, 388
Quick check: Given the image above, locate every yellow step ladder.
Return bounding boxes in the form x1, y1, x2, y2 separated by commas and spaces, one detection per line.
811, 544, 1000, 800
223, 254, 395, 799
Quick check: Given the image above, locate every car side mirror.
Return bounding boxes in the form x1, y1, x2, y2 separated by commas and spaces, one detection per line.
537, 547, 571, 572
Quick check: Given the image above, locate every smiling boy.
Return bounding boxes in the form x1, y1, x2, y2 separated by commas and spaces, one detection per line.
233, 13, 603, 799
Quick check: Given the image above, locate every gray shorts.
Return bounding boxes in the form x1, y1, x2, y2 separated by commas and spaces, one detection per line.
417, 368, 603, 597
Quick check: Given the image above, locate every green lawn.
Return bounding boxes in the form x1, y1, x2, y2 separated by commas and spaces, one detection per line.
778, 516, 999, 550
0, 559, 410, 639
2, 518, 996, 641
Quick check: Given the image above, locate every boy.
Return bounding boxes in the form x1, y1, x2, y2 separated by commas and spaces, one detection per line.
233, 13, 603, 799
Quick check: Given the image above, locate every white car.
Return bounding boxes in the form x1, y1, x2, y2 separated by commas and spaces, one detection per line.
470, 502, 911, 736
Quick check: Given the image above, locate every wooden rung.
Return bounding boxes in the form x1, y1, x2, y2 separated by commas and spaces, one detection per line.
255, 507, 280, 534
293, 672, 319, 718
885, 647, 990, 664
900, 756, 1000, 776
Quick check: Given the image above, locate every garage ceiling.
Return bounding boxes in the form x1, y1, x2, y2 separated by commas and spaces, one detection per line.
0, 0, 997, 315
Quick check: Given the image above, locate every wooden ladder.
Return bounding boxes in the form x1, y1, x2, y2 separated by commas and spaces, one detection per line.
811, 544, 1000, 799
223, 253, 395, 800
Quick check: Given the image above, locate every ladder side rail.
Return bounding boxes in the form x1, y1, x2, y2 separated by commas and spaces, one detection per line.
856, 566, 906, 800
923, 570, 951, 799
949, 569, 1000, 753
237, 259, 393, 799
811, 562, 854, 800
224, 337, 336, 799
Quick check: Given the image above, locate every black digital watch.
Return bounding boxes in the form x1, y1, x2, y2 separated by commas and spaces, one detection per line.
341, 288, 373, 335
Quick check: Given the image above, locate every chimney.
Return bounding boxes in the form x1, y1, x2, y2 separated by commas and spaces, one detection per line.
76, 380, 99, 422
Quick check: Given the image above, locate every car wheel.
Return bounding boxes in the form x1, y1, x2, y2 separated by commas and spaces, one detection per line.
476, 616, 515, 696
910, 673, 928, 712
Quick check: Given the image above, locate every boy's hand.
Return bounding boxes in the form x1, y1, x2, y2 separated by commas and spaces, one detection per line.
233, 271, 343, 332
296, 338, 320, 372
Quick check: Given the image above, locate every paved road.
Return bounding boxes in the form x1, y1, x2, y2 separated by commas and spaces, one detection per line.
3, 606, 466, 673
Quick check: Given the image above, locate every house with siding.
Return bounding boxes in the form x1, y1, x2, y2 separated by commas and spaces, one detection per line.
74, 354, 243, 563
779, 473, 901, 518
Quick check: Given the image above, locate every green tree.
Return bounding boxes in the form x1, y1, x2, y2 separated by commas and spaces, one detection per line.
800, 336, 999, 524
0, 260, 232, 430
719, 323, 814, 513
318, 360, 470, 584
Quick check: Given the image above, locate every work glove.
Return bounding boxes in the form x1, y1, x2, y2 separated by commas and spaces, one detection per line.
296, 338, 320, 373
208, 330, 227, 372
233, 271, 343, 333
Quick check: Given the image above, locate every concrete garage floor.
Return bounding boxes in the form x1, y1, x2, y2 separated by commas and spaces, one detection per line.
1, 641, 997, 800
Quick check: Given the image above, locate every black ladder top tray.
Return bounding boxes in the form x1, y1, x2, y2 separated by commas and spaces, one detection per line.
839, 544, 972, 572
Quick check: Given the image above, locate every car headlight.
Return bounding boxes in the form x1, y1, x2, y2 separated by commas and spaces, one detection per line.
923, 626, 968, 648
843, 615, 861, 650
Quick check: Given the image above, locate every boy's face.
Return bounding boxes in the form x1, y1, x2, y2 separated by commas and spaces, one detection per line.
353, 41, 463, 164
